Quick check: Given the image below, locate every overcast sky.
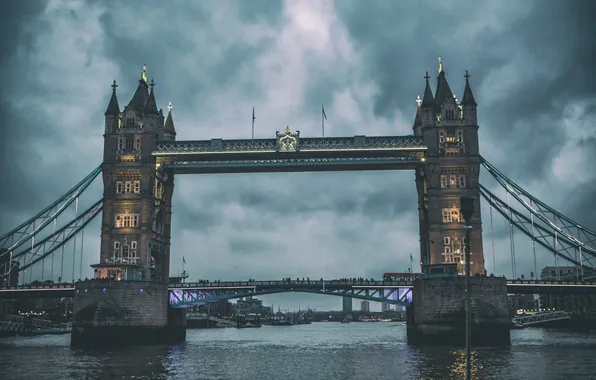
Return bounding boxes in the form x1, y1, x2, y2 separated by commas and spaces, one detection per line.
1, 0, 595, 311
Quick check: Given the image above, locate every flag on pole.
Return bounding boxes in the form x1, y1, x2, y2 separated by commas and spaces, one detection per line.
321, 105, 327, 139
183, 256, 186, 264
252, 107, 255, 140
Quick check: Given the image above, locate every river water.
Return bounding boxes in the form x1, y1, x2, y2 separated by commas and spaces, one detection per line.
0, 323, 595, 380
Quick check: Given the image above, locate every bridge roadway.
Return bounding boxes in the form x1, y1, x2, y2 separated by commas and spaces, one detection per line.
1, 279, 596, 299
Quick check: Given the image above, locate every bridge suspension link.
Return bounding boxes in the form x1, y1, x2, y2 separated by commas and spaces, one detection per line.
481, 157, 596, 255
479, 185, 596, 271
1, 199, 103, 276
0, 164, 102, 257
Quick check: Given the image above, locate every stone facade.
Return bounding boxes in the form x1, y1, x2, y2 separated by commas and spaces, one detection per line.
71, 280, 185, 347
406, 276, 510, 346
414, 66, 485, 275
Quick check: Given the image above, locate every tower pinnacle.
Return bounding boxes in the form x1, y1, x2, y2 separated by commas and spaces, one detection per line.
141, 64, 148, 83
105, 79, 120, 115
438, 55, 443, 74
421, 71, 434, 107
461, 70, 477, 106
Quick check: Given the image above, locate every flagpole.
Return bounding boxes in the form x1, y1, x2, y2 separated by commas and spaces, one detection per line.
321, 105, 325, 140
252, 107, 255, 141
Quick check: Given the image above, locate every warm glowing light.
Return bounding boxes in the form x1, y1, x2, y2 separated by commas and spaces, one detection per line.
141, 64, 148, 83
416, 95, 422, 107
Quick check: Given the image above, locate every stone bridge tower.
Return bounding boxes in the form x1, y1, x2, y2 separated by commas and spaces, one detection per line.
95, 66, 177, 283
414, 58, 485, 275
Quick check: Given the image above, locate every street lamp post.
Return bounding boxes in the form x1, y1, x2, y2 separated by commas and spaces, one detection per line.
460, 196, 475, 380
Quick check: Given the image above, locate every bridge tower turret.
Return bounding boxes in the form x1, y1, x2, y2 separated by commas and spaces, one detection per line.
415, 58, 485, 276
95, 65, 176, 283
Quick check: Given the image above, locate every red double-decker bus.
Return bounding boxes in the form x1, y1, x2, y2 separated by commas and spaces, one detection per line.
383, 272, 423, 281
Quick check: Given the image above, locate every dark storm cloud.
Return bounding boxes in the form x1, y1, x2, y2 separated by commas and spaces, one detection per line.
0, 0, 65, 231
336, 0, 596, 180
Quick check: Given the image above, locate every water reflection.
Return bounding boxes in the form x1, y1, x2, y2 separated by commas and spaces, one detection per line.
70, 345, 174, 380
0, 325, 595, 380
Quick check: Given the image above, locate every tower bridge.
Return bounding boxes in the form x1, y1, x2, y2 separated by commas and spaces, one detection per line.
1, 59, 596, 347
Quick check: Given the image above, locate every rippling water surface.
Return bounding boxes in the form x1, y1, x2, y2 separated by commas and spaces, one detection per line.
1, 323, 595, 380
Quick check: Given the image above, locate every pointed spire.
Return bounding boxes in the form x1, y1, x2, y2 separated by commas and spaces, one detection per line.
144, 78, 159, 114
421, 71, 434, 107
434, 56, 454, 106
413, 95, 422, 128
105, 80, 120, 115
461, 70, 477, 106
164, 102, 176, 136
127, 65, 150, 112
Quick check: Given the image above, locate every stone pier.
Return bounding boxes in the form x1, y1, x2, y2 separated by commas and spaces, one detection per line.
406, 276, 510, 346
71, 280, 185, 347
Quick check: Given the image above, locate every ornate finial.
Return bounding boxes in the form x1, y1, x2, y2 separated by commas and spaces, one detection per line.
111, 80, 118, 92
453, 94, 459, 103
438, 55, 443, 74
285, 126, 291, 135
416, 95, 422, 108
464, 70, 470, 81
149, 78, 155, 90
424, 71, 430, 82
167, 102, 173, 113
141, 64, 148, 83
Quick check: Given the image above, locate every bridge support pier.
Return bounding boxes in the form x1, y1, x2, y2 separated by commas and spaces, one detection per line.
71, 280, 185, 348
406, 276, 510, 346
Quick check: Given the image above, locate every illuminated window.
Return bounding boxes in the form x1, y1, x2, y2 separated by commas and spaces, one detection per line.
446, 131, 456, 143
443, 237, 450, 246
457, 130, 464, 142
115, 214, 139, 228
440, 174, 467, 188
135, 136, 141, 150
439, 130, 445, 143
116, 180, 141, 194
442, 208, 462, 223
113, 241, 120, 250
